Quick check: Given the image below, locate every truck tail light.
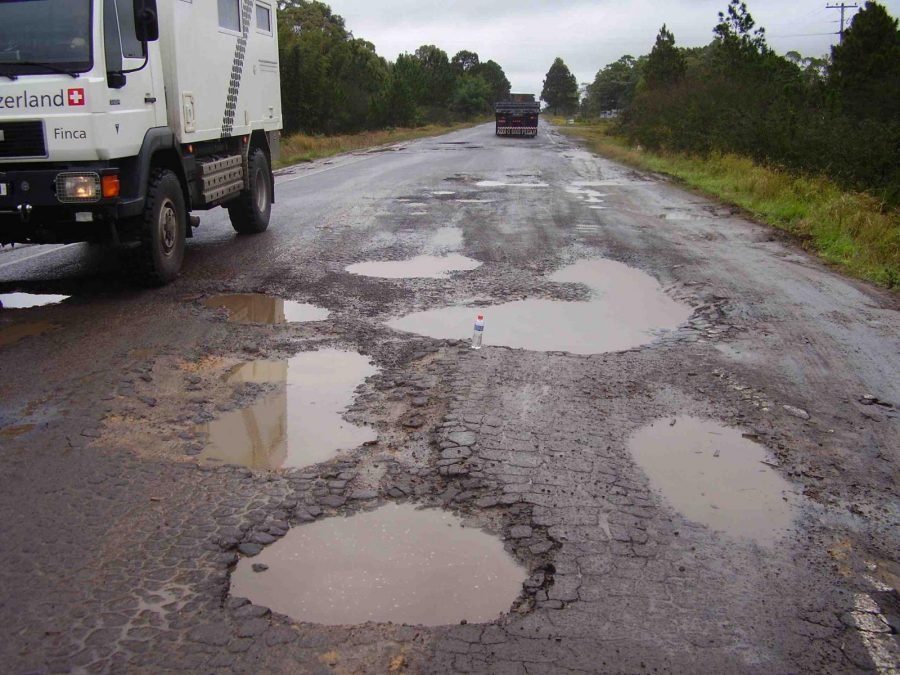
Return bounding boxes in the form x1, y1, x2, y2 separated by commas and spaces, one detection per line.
102, 174, 120, 198
56, 173, 101, 203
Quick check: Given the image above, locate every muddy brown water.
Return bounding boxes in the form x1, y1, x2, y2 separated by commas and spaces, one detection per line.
0, 321, 58, 348
0, 293, 69, 309
197, 350, 377, 470
387, 258, 691, 354
205, 294, 330, 324
230, 503, 527, 626
345, 254, 481, 280
627, 417, 798, 545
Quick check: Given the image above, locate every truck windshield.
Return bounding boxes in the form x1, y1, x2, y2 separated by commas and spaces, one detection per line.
0, 0, 93, 76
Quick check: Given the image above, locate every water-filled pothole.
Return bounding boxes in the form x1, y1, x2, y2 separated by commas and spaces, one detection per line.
346, 254, 481, 279
628, 417, 798, 545
427, 226, 464, 252
476, 180, 549, 188
230, 503, 527, 626
566, 183, 608, 204
205, 294, 330, 324
0, 293, 69, 309
0, 321, 57, 348
198, 350, 377, 470
387, 259, 691, 354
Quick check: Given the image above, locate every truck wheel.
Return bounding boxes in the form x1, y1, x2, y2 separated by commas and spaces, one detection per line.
228, 148, 272, 234
124, 168, 186, 286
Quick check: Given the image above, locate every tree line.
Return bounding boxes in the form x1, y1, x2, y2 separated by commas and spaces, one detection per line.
276, 1, 511, 135
569, 0, 899, 205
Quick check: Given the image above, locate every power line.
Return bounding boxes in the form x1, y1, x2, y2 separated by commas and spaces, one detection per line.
826, 3, 859, 44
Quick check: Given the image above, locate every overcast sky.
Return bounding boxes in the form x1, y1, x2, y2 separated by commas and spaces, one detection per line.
324, 0, 900, 95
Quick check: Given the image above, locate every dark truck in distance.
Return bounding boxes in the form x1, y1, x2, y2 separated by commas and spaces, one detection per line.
495, 94, 540, 137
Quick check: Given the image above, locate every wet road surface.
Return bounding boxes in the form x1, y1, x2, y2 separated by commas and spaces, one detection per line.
1, 121, 898, 673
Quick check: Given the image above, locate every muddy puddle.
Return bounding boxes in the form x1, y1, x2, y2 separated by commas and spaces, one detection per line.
0, 321, 57, 348
230, 503, 526, 626
205, 294, 329, 324
346, 254, 481, 280
387, 258, 691, 354
476, 180, 549, 188
566, 183, 608, 204
198, 350, 377, 470
0, 293, 69, 309
628, 417, 798, 545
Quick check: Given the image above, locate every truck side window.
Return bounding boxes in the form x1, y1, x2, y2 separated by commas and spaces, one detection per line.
256, 4, 272, 34
218, 0, 241, 32
103, 0, 123, 72
103, 0, 145, 73
115, 0, 144, 59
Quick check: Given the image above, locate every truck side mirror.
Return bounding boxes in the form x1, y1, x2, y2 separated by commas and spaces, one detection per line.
133, 0, 160, 42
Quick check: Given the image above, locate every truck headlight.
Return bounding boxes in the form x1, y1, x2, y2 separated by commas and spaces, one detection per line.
56, 173, 101, 203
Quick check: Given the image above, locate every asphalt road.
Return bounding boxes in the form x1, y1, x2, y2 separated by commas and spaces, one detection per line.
0, 121, 898, 674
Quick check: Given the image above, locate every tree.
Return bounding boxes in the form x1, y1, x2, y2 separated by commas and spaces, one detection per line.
387, 53, 425, 124
712, 0, 769, 70
275, 2, 515, 132
328, 38, 390, 131
277, 1, 352, 133
413, 45, 455, 108
583, 56, 641, 115
541, 57, 579, 115
474, 59, 511, 103
451, 76, 492, 117
644, 25, 686, 88
451, 50, 480, 75
829, 1, 900, 120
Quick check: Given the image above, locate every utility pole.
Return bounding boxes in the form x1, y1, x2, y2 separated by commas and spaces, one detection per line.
826, 3, 859, 44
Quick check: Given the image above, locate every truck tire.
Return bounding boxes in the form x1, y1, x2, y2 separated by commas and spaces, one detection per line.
123, 168, 186, 286
228, 148, 272, 234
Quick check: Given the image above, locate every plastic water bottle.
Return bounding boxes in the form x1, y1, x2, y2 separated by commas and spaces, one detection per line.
471, 314, 485, 350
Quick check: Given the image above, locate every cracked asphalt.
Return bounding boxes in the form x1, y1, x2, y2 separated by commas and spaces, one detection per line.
1, 121, 898, 674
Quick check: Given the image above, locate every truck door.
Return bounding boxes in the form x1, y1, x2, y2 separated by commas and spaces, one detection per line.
101, 0, 165, 160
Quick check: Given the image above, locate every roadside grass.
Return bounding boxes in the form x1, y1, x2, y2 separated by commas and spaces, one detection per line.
555, 119, 900, 289
277, 120, 489, 168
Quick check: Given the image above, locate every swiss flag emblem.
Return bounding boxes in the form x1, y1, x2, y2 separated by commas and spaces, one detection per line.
67, 88, 85, 106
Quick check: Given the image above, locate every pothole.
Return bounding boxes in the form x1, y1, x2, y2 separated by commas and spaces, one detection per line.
426, 226, 464, 253
565, 183, 608, 204
0, 293, 70, 309
230, 503, 527, 626
476, 180, 549, 189
0, 321, 58, 348
387, 259, 691, 354
197, 350, 377, 470
627, 416, 799, 545
205, 294, 330, 324
346, 254, 481, 280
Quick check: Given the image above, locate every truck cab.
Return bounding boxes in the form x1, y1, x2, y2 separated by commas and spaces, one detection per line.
0, 0, 283, 285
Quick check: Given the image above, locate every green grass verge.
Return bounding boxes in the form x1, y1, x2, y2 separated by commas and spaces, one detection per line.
556, 120, 900, 289
276, 120, 489, 168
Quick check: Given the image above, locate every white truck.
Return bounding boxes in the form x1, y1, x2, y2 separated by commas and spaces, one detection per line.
0, 0, 283, 284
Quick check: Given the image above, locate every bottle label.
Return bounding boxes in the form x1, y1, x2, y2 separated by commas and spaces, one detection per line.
474, 325, 484, 332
